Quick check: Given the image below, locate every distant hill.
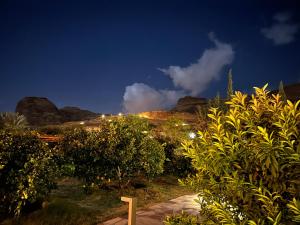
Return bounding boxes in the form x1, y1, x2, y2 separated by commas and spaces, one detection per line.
59, 106, 98, 122
172, 96, 207, 113
270, 82, 300, 102
15, 97, 98, 126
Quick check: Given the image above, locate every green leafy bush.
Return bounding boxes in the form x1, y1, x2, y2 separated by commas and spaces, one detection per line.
156, 118, 195, 177
181, 85, 300, 224
164, 211, 200, 225
0, 130, 56, 217
56, 116, 165, 190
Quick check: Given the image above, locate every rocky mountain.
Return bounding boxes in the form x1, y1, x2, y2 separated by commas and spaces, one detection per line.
15, 97, 98, 126
16, 97, 62, 126
270, 82, 300, 102
172, 96, 207, 113
59, 106, 98, 122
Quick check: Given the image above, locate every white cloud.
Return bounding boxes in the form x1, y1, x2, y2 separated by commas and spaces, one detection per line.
123, 83, 184, 113
159, 33, 234, 95
122, 33, 234, 113
261, 12, 299, 45
273, 12, 291, 23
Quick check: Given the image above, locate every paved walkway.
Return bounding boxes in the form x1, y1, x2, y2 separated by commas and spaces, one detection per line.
102, 194, 200, 225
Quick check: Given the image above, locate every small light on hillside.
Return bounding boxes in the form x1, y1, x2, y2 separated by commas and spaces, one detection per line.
80, 121, 85, 125
108, 119, 112, 122
142, 131, 148, 134
118, 112, 123, 116
101, 114, 105, 119
188, 132, 196, 139
182, 123, 188, 126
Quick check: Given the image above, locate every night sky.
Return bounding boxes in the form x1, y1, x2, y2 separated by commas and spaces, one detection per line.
1, 0, 300, 114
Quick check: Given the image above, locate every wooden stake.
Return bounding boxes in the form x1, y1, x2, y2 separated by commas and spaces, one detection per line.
121, 196, 137, 225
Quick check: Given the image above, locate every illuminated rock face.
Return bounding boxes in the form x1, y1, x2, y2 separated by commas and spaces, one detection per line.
172, 96, 207, 113
138, 111, 173, 120
15, 97, 98, 126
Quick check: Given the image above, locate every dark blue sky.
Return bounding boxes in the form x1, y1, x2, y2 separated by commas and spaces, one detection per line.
0, 0, 300, 113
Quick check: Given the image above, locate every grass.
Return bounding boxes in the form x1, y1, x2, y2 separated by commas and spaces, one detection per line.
2, 175, 194, 225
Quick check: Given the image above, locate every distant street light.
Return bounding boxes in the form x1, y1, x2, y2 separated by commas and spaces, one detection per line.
80, 121, 85, 125
101, 114, 105, 119
118, 112, 123, 116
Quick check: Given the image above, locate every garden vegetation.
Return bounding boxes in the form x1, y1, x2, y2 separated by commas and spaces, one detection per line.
170, 85, 300, 224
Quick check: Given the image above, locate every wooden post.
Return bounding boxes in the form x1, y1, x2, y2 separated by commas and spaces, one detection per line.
121, 196, 137, 225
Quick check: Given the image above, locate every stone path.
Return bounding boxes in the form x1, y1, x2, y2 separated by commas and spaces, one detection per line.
102, 194, 200, 225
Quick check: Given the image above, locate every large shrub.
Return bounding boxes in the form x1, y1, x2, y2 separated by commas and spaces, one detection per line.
155, 118, 196, 178
181, 85, 300, 224
0, 130, 56, 217
56, 116, 165, 189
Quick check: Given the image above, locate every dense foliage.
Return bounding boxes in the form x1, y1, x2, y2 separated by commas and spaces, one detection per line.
0, 130, 56, 217
181, 85, 300, 224
0, 112, 28, 130
164, 211, 200, 225
56, 116, 165, 190
156, 118, 195, 177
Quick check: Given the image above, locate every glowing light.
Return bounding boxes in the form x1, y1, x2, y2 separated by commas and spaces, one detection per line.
101, 114, 105, 119
79, 121, 85, 125
142, 131, 148, 134
182, 123, 188, 126
108, 119, 112, 122
118, 112, 123, 116
188, 132, 196, 139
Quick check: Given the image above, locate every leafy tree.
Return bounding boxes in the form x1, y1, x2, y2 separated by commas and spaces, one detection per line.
0, 130, 56, 217
57, 116, 165, 190
181, 84, 300, 224
0, 112, 28, 130
213, 92, 221, 108
227, 68, 234, 100
210, 92, 227, 112
279, 80, 287, 102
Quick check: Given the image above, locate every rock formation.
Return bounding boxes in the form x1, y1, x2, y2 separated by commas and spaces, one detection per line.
59, 106, 97, 122
15, 97, 98, 126
16, 97, 62, 126
270, 83, 300, 102
172, 96, 207, 113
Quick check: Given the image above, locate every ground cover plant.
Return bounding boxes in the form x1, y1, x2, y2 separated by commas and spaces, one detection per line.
175, 85, 300, 224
